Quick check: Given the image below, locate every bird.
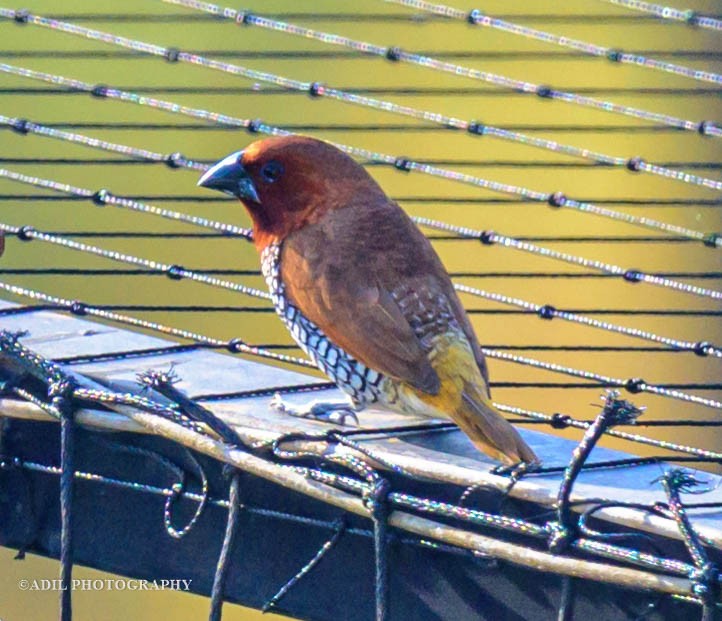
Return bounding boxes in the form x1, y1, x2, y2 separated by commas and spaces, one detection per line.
198, 135, 538, 466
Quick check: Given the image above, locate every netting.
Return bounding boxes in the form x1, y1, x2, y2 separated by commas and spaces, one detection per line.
0, 2, 720, 620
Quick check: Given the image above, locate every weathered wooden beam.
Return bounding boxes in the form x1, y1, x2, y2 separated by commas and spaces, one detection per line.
0, 394, 695, 598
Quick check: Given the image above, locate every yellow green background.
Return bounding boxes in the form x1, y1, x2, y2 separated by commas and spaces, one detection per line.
0, 0, 720, 619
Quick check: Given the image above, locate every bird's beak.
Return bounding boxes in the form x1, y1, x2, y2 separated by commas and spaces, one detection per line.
197, 151, 261, 203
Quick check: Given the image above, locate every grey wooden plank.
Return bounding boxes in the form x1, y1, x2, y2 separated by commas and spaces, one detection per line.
2, 299, 721, 546
206, 389, 422, 436
71, 349, 324, 396
2, 310, 172, 358
3, 306, 319, 392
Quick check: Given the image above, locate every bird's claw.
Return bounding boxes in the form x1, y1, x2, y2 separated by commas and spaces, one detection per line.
323, 408, 360, 426
270, 393, 359, 426
269, 392, 291, 414
492, 460, 541, 480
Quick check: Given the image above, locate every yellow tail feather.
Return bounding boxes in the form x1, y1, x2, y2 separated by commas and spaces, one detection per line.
395, 333, 538, 466
457, 382, 538, 466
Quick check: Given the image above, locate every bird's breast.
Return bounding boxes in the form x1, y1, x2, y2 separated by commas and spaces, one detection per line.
260, 243, 387, 406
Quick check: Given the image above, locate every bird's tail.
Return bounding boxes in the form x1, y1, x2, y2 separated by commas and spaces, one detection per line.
455, 381, 538, 466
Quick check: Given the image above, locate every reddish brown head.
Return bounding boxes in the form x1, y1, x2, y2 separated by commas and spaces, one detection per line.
198, 135, 386, 250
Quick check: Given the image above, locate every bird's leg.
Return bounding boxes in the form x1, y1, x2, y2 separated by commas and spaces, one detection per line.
270, 392, 361, 426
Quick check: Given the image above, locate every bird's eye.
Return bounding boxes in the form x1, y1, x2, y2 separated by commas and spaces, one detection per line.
260, 161, 284, 183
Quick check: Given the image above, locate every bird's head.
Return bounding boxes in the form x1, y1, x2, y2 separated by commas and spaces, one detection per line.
198, 135, 385, 250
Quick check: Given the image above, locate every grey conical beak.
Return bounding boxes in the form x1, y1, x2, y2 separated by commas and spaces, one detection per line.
197, 151, 261, 203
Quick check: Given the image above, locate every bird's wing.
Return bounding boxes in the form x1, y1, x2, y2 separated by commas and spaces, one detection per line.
442, 277, 491, 394
279, 201, 451, 395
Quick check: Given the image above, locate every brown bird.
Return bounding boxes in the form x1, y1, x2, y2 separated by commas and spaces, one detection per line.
198, 136, 537, 466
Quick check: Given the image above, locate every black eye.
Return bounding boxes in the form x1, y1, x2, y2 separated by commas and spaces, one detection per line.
260, 161, 284, 183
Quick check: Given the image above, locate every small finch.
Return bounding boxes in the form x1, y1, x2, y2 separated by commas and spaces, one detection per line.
199, 136, 537, 466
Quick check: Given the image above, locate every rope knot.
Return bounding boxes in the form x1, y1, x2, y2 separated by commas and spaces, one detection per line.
364, 478, 391, 518
235, 10, 253, 25
625, 156, 644, 172
385, 46, 403, 62
660, 468, 704, 494
622, 269, 643, 282
547, 191, 566, 207
49, 378, 75, 399
393, 157, 412, 172
91, 189, 110, 206
467, 9, 483, 24
479, 230, 495, 245
467, 120, 485, 135
164, 47, 181, 62
550, 413, 572, 429
689, 563, 719, 602
16, 225, 35, 241
537, 304, 556, 320
601, 391, 644, 425
703, 232, 720, 248
49, 378, 77, 416
623, 377, 646, 394
90, 84, 108, 98
698, 120, 716, 136
137, 367, 180, 391
0, 329, 28, 345
10, 118, 29, 134
13, 8, 29, 23
684, 10, 699, 26
166, 264, 185, 280
547, 521, 573, 554
227, 337, 247, 353
308, 82, 325, 97
70, 301, 87, 316
246, 118, 262, 133
164, 152, 186, 168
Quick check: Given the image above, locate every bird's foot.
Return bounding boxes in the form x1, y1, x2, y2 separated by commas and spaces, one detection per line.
270, 393, 360, 426
492, 460, 541, 480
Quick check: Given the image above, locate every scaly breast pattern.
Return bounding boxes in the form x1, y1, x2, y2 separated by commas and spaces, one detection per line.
261, 243, 386, 407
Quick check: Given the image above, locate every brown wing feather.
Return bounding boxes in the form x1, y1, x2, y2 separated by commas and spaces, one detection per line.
442, 280, 491, 393
279, 197, 494, 395
280, 197, 460, 395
